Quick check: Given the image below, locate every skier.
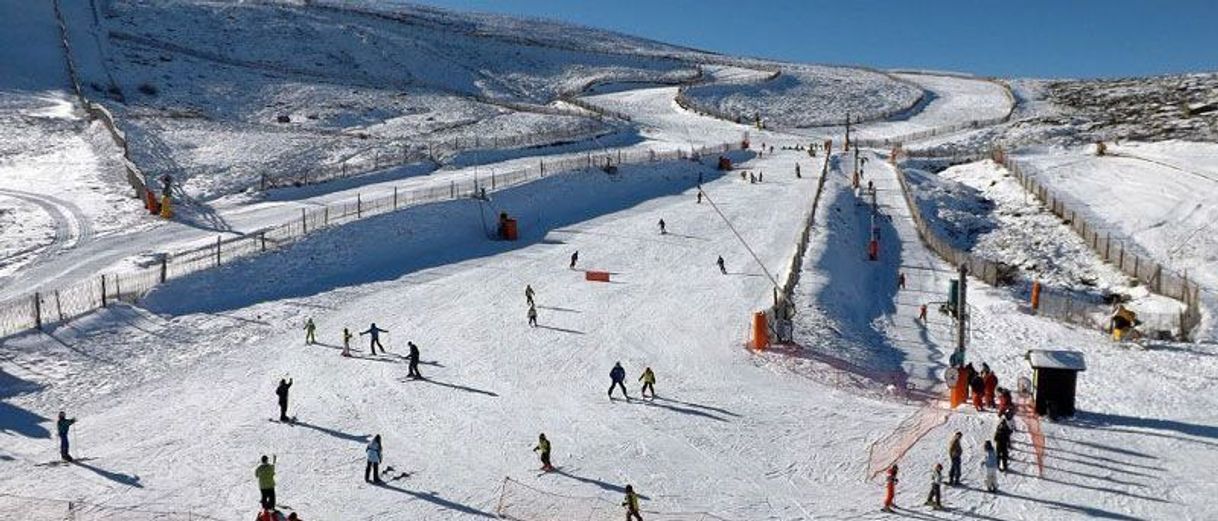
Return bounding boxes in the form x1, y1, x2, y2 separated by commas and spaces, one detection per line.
622, 484, 643, 521
658, 219, 666, 235
525, 284, 535, 307
533, 433, 554, 472
303, 318, 316, 345
341, 327, 353, 357
406, 341, 422, 379
569, 251, 579, 270
365, 435, 383, 484
639, 367, 656, 399
970, 370, 986, 411
982, 365, 999, 408
716, 256, 726, 275
608, 362, 629, 401
255, 455, 276, 510
947, 431, 963, 485
882, 464, 898, 512
898, 272, 906, 290
758, 171, 764, 183
56, 411, 76, 461
994, 417, 1013, 472
275, 378, 293, 422
918, 303, 928, 322
527, 304, 538, 328
696, 190, 703, 204
795, 163, 801, 178
925, 463, 943, 509
360, 323, 388, 355
982, 441, 999, 492
749, 172, 756, 184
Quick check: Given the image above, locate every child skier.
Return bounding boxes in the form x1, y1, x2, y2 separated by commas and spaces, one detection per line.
882, 464, 898, 512
533, 433, 554, 472
407, 342, 422, 379
982, 441, 999, 492
925, 463, 943, 509
527, 305, 538, 327
360, 323, 388, 355
365, 435, 383, 484
622, 485, 643, 521
341, 327, 353, 357
303, 319, 316, 345
56, 411, 76, 461
639, 367, 656, 399
255, 455, 276, 510
608, 362, 629, 401
275, 378, 293, 422
525, 285, 535, 306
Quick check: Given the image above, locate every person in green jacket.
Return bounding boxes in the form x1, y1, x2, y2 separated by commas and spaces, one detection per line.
622, 484, 642, 521
255, 454, 277, 510
304, 319, 316, 345
533, 433, 554, 471
638, 368, 656, 399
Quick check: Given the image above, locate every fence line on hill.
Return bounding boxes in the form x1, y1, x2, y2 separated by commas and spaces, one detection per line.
0, 493, 223, 521
773, 152, 835, 320
495, 477, 731, 521
0, 142, 740, 339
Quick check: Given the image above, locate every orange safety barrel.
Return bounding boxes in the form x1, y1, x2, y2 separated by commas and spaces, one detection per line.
1030, 281, 1041, 312
750, 311, 769, 350
585, 271, 610, 282
950, 366, 968, 408
503, 218, 518, 241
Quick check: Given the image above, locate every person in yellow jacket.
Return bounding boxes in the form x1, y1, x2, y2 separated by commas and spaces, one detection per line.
532, 433, 554, 472
622, 484, 642, 521
255, 454, 277, 510
638, 368, 656, 399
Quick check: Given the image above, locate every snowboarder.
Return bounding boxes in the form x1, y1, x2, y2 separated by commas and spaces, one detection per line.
533, 433, 554, 472
639, 367, 656, 399
994, 417, 1013, 472
525, 284, 535, 307
622, 484, 643, 521
608, 362, 629, 401
255, 455, 276, 510
407, 342, 422, 379
982, 364, 999, 408
947, 431, 963, 485
898, 272, 906, 290
527, 304, 538, 327
304, 318, 316, 345
275, 378, 293, 422
658, 219, 666, 235
925, 463, 943, 509
56, 411, 76, 461
365, 435, 383, 484
982, 441, 999, 492
360, 323, 388, 355
569, 251, 579, 270
882, 464, 898, 512
716, 256, 726, 275
918, 303, 928, 322
342, 327, 353, 357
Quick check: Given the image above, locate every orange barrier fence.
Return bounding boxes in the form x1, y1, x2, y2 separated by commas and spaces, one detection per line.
584, 271, 610, 282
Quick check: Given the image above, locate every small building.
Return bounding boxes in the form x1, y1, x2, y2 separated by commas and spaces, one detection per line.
1026, 350, 1086, 419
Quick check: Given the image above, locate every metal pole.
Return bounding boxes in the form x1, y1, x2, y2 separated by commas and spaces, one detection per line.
101, 275, 107, 308
957, 263, 968, 353
215, 235, 221, 266
33, 293, 42, 330
160, 255, 167, 283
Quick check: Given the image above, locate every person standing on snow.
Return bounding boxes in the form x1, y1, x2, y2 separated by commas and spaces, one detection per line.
994, 417, 1013, 472
608, 362, 629, 401
304, 319, 316, 345
970, 370, 986, 411
569, 251, 579, 270
365, 435, 383, 484
56, 411, 77, 461
795, 163, 802, 178
255, 455, 277, 510
658, 219, 666, 235
696, 190, 703, 204
639, 367, 656, 399
406, 342, 422, 379
982, 441, 999, 492
360, 323, 388, 355
882, 464, 898, 512
341, 327, 353, 357
533, 433, 554, 472
275, 378, 293, 422
527, 304, 538, 328
898, 272, 906, 290
947, 431, 963, 485
982, 364, 999, 408
622, 484, 643, 521
525, 285, 535, 307
716, 256, 726, 275
918, 303, 928, 322
925, 463, 943, 509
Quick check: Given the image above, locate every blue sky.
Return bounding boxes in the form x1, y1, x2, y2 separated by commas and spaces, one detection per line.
415, 0, 1217, 78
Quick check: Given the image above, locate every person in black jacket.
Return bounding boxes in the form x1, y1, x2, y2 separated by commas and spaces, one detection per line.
276, 379, 293, 422
407, 342, 423, 379
608, 362, 628, 401
994, 417, 1013, 472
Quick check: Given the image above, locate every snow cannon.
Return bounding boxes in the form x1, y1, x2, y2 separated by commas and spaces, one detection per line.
585, 271, 611, 282
749, 311, 769, 350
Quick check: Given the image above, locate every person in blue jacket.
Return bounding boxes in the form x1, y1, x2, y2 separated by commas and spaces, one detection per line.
360, 323, 389, 355
608, 362, 629, 401
57, 411, 77, 461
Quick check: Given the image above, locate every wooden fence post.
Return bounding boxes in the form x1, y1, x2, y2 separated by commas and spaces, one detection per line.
357, 194, 362, 218
160, 255, 168, 283
101, 275, 107, 308
261, 232, 267, 252
215, 235, 222, 266
33, 293, 42, 330
302, 208, 307, 234
393, 187, 398, 209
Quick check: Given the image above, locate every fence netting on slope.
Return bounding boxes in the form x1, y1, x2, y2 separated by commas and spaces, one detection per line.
0, 493, 222, 521
496, 477, 730, 521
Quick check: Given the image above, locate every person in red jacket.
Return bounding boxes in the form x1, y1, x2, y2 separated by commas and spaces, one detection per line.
982, 364, 999, 408
882, 464, 899, 512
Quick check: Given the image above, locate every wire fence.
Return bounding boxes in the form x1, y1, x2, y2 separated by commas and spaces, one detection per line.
0, 493, 222, 521
774, 150, 835, 315
496, 477, 731, 521
0, 141, 741, 338
851, 77, 1016, 149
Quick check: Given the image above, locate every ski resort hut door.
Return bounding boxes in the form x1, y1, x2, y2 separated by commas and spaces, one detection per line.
1026, 350, 1086, 419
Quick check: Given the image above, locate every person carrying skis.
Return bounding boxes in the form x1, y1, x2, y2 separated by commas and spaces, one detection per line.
716, 256, 726, 275
56, 411, 76, 461
608, 362, 629, 401
406, 342, 422, 379
304, 319, 316, 345
982, 441, 999, 492
994, 417, 1013, 472
658, 219, 666, 235
275, 378, 293, 422
925, 463, 943, 509
533, 433, 554, 472
622, 484, 643, 521
360, 323, 388, 355
982, 364, 999, 408
255, 455, 276, 510
639, 367, 656, 399
947, 431, 963, 485
569, 251, 579, 270
341, 327, 353, 357
365, 435, 383, 484
882, 464, 898, 512
527, 304, 538, 328
525, 285, 535, 307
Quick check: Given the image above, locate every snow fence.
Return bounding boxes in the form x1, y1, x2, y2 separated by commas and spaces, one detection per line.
0, 142, 742, 338
496, 477, 730, 521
